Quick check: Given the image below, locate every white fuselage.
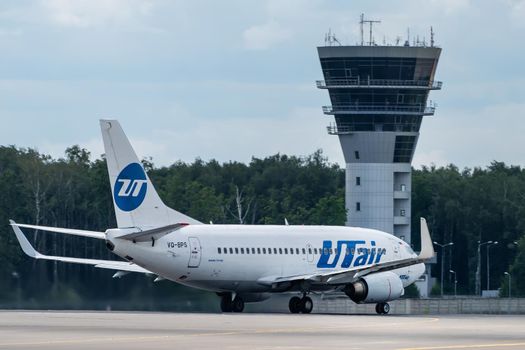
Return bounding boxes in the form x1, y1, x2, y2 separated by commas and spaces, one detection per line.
107, 225, 424, 296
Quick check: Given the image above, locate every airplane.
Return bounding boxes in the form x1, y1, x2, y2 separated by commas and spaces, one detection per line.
10, 119, 434, 315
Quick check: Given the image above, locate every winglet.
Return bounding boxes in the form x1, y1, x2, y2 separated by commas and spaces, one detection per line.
418, 218, 435, 260
9, 220, 42, 258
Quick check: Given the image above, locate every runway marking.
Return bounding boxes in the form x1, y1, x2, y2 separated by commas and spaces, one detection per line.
0, 332, 241, 348
399, 342, 525, 350
0, 317, 440, 348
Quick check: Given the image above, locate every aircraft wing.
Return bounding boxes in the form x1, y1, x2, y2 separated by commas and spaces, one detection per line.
259, 218, 435, 287
10, 220, 151, 274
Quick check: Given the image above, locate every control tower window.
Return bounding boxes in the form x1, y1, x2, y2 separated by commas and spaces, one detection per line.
356, 177, 361, 186
354, 151, 360, 160
356, 202, 361, 211
400, 209, 406, 216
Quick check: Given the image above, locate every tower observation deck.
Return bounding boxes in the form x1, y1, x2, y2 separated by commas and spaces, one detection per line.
317, 40, 442, 243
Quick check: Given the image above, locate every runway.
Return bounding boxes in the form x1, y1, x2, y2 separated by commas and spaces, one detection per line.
0, 311, 524, 350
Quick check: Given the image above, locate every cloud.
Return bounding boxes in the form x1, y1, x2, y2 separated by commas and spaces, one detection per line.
0, 28, 22, 36
413, 149, 449, 169
131, 106, 343, 166
41, 0, 154, 29
506, 0, 525, 27
243, 20, 292, 50
429, 0, 471, 14
0, 0, 524, 171
415, 103, 525, 169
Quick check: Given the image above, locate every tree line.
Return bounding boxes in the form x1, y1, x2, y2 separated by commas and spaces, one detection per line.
0, 145, 523, 310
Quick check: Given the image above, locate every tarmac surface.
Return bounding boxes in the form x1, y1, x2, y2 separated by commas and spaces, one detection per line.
0, 311, 524, 350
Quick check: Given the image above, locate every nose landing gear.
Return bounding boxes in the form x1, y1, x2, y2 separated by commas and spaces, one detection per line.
288, 295, 313, 314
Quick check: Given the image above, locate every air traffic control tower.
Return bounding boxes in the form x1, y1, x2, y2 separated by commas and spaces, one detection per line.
317, 28, 441, 244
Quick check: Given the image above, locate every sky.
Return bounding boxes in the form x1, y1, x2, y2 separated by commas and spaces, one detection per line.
0, 0, 524, 168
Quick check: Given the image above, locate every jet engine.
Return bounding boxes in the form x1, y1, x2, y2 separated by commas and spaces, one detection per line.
343, 271, 404, 303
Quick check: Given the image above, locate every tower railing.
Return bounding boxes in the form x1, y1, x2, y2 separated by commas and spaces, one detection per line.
323, 104, 435, 116
316, 79, 442, 90
327, 122, 420, 134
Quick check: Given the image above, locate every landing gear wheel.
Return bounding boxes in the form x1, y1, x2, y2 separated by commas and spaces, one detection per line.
289, 296, 302, 313
376, 302, 390, 315
220, 295, 232, 312
232, 297, 245, 313
300, 296, 313, 314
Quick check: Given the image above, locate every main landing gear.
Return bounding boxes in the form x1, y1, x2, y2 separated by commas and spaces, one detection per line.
375, 302, 390, 315
288, 295, 313, 314
220, 294, 244, 312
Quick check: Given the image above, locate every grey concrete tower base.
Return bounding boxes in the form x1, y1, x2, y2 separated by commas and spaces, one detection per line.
346, 162, 411, 238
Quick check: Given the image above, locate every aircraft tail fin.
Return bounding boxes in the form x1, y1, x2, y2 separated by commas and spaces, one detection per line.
100, 120, 202, 229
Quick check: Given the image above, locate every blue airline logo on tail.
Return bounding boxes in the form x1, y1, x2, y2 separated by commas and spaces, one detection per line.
317, 240, 386, 268
114, 163, 147, 212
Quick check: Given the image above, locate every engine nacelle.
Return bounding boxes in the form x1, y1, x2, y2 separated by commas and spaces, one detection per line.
344, 271, 404, 303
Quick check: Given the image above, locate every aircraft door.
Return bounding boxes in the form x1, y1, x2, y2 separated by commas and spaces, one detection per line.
188, 237, 202, 268
306, 243, 314, 263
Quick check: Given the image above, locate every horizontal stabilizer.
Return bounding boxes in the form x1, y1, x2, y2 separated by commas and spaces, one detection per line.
10, 220, 151, 274
116, 223, 188, 242
10, 221, 105, 240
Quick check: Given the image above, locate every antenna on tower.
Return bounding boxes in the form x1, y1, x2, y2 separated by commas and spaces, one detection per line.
430, 26, 435, 47
324, 28, 341, 47
359, 13, 364, 46
360, 13, 380, 46
395, 36, 401, 46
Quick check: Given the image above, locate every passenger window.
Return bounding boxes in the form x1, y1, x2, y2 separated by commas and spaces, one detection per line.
329, 248, 333, 254
246, 248, 250, 254
240, 248, 244, 254
302, 248, 306, 254
235, 248, 239, 254
279, 248, 282, 254
308, 248, 312, 254
345, 248, 350, 256
262, 248, 266, 254
218, 247, 221, 254
274, 248, 277, 254
290, 248, 294, 255
324, 248, 329, 255
284, 248, 288, 254
314, 248, 318, 254
268, 248, 272, 254
229, 248, 233, 254
334, 248, 338, 254
296, 248, 300, 254
258, 248, 261, 254
252, 248, 256, 254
